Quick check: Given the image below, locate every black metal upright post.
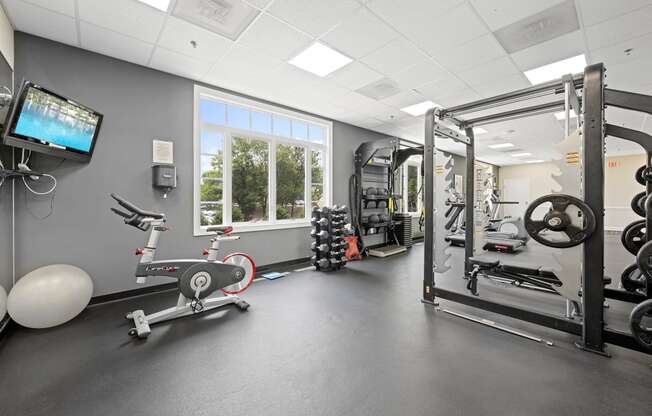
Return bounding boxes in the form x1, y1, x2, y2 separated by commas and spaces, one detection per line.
464, 127, 475, 275
580, 63, 607, 354
423, 109, 436, 304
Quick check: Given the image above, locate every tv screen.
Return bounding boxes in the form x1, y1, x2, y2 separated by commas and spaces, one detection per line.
3, 81, 103, 162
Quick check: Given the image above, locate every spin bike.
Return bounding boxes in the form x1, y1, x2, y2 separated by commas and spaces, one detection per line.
110, 194, 255, 338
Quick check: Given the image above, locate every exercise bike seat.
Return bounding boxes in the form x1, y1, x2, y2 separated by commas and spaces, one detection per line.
469, 257, 500, 269
206, 225, 233, 235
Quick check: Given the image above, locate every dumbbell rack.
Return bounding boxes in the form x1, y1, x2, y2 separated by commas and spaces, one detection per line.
310, 206, 348, 271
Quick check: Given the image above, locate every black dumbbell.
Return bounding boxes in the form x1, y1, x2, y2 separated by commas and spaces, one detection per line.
316, 258, 330, 268
366, 187, 378, 196
311, 242, 330, 253
367, 201, 377, 209
377, 200, 387, 209
369, 214, 380, 223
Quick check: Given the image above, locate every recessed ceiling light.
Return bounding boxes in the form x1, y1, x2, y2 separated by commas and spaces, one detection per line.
525, 159, 545, 163
473, 127, 488, 135
553, 110, 578, 120
488, 143, 515, 149
289, 43, 352, 77
400, 101, 439, 117
137, 0, 171, 12
523, 54, 587, 85
511, 152, 532, 157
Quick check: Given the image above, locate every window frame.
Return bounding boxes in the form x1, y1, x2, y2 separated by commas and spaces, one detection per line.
403, 158, 422, 216
193, 85, 333, 235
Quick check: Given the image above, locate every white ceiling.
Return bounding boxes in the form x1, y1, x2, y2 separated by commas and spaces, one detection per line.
3, 0, 652, 165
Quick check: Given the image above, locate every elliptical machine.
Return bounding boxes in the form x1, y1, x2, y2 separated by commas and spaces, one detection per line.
110, 194, 254, 338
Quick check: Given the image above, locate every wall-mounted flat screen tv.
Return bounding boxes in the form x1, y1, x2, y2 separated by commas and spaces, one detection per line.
2, 81, 103, 162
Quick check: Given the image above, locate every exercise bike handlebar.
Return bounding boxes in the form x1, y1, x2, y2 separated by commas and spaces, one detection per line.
110, 193, 166, 219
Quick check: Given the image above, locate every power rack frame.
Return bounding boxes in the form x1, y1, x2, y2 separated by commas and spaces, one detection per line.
422, 63, 652, 355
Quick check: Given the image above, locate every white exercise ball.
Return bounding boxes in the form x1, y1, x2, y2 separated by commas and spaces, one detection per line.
8, 264, 93, 329
0, 285, 7, 320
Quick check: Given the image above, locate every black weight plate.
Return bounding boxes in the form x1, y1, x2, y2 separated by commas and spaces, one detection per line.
524, 194, 596, 248
629, 298, 652, 351
631, 191, 646, 218
621, 263, 646, 293
636, 240, 652, 280
621, 219, 646, 255
636, 165, 646, 185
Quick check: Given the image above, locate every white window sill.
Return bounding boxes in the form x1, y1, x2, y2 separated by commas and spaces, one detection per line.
194, 221, 311, 236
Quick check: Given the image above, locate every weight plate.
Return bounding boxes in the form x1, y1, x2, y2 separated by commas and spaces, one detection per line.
636, 240, 652, 280
636, 165, 646, 185
621, 220, 646, 255
621, 263, 647, 293
524, 194, 596, 248
631, 191, 646, 217
629, 298, 652, 351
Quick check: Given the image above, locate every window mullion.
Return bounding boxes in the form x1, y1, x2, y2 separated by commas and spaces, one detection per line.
224, 133, 233, 225
269, 137, 277, 224
305, 147, 311, 218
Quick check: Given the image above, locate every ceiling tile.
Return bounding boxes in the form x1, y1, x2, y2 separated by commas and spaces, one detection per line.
415, 75, 467, 101
21, 0, 75, 16
458, 56, 520, 87
577, 0, 651, 27
78, 0, 166, 43
601, 57, 652, 90
321, 8, 398, 59
432, 34, 507, 72
3, 0, 78, 46
590, 33, 652, 67
150, 47, 212, 80
158, 16, 232, 62
360, 38, 432, 77
436, 88, 482, 108
510, 30, 585, 71
326, 61, 383, 90
418, 3, 489, 55
470, 0, 567, 31
80, 22, 154, 66
245, 0, 273, 9
367, 0, 465, 48
472, 74, 530, 97
584, 5, 652, 50
390, 61, 449, 91
203, 43, 284, 87
267, 0, 361, 37
381, 89, 426, 109
237, 13, 312, 60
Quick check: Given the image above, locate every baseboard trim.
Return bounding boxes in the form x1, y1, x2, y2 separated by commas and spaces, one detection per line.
89, 256, 312, 306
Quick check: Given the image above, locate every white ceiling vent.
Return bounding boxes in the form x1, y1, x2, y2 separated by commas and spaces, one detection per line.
356, 77, 401, 100
493, 0, 579, 54
173, 0, 260, 41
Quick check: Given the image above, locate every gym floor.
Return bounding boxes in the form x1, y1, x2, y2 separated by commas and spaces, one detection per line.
1, 237, 650, 416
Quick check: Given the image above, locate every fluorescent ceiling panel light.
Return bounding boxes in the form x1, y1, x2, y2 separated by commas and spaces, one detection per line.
473, 127, 488, 135
523, 54, 586, 85
137, 0, 171, 11
553, 110, 578, 120
400, 101, 439, 117
174, 0, 260, 41
511, 152, 532, 157
526, 159, 545, 163
289, 43, 352, 77
488, 143, 514, 149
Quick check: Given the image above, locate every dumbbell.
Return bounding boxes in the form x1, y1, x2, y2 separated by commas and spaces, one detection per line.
333, 206, 347, 215
379, 213, 390, 223
377, 200, 387, 209
366, 187, 378, 197
316, 258, 330, 268
378, 188, 388, 197
321, 206, 331, 214
311, 242, 330, 253
361, 215, 369, 224
310, 217, 329, 226
310, 229, 329, 239
367, 201, 377, 209
368, 214, 380, 224
330, 248, 345, 257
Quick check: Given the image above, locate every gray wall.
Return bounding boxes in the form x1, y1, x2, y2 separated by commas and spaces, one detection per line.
10, 33, 388, 296
0, 52, 13, 293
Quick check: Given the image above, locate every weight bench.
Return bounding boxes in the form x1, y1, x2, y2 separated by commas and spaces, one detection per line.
467, 257, 611, 297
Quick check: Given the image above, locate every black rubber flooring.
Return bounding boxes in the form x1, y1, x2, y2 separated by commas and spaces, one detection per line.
1, 240, 651, 416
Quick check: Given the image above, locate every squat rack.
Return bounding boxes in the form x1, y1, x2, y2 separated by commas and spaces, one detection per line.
422, 63, 652, 355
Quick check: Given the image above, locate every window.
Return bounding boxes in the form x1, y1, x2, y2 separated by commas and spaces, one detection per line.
194, 86, 332, 234
403, 158, 422, 215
